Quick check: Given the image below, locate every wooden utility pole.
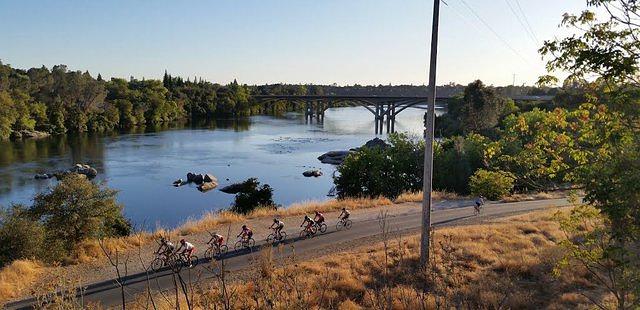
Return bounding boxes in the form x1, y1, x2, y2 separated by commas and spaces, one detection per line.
420, 0, 441, 266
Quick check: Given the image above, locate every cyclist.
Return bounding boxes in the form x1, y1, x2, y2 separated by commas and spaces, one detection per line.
339, 207, 350, 221
474, 196, 485, 214
300, 215, 315, 233
313, 211, 325, 226
176, 239, 196, 267
270, 218, 285, 237
156, 237, 175, 259
237, 224, 253, 241
207, 233, 225, 250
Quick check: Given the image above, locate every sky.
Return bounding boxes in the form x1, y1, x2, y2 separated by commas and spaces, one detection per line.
0, 0, 586, 86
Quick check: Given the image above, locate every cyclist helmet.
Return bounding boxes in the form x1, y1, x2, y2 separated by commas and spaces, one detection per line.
160, 237, 166, 243
342, 207, 346, 211
273, 218, 278, 223
180, 239, 185, 244
314, 211, 319, 215
242, 224, 247, 229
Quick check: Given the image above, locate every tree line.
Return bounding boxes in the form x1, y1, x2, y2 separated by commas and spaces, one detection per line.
0, 61, 559, 140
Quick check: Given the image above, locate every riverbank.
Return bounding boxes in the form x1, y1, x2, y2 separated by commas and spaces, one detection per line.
0, 192, 466, 304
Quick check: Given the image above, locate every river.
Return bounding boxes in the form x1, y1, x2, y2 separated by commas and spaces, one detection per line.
0, 106, 444, 229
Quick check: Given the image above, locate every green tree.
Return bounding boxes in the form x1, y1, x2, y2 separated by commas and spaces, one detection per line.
0, 91, 17, 139
0, 205, 46, 266
30, 175, 131, 254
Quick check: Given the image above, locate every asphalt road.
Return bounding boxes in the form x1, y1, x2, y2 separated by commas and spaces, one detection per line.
6, 198, 570, 309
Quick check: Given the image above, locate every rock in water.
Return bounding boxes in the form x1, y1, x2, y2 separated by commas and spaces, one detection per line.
204, 173, 217, 183
34, 173, 52, 180
173, 178, 184, 187
303, 169, 323, 177
318, 150, 352, 165
220, 182, 247, 194
186, 172, 196, 183
198, 181, 218, 192
362, 137, 389, 149
193, 174, 205, 185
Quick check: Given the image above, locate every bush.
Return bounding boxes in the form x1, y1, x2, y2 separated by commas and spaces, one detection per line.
230, 178, 277, 215
0, 205, 46, 267
469, 169, 514, 200
335, 133, 423, 199
433, 134, 488, 194
30, 175, 132, 254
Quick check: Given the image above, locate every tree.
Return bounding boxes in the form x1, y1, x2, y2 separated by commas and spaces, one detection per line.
437, 80, 517, 137
30, 175, 131, 253
0, 91, 17, 139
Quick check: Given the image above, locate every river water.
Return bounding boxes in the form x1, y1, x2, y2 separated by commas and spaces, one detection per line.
0, 106, 444, 229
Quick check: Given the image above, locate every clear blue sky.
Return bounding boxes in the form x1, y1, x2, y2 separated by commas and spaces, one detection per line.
0, 0, 586, 86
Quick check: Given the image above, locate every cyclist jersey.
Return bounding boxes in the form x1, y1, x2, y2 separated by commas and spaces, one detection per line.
183, 242, 194, 250
275, 220, 284, 228
165, 242, 175, 250
212, 234, 223, 242
315, 213, 325, 221
242, 228, 253, 236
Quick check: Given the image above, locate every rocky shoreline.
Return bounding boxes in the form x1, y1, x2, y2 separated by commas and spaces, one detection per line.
317, 137, 389, 165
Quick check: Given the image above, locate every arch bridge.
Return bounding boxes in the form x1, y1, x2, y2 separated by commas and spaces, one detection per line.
253, 95, 553, 134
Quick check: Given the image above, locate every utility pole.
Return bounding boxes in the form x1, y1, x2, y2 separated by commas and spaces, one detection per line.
420, 0, 441, 266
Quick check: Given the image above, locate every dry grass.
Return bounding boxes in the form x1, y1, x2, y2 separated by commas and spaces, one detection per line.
130, 208, 601, 310
177, 196, 393, 235
394, 191, 465, 203
502, 191, 570, 203
0, 260, 43, 303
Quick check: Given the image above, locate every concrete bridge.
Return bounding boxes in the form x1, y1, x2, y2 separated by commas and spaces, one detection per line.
254, 95, 553, 134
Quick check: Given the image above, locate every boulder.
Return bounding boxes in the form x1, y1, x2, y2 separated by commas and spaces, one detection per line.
204, 173, 217, 183
173, 178, 184, 187
34, 173, 52, 180
303, 169, 323, 177
186, 172, 196, 183
220, 182, 247, 194
318, 150, 352, 165
71, 164, 98, 179
192, 174, 205, 185
362, 137, 389, 149
198, 181, 218, 192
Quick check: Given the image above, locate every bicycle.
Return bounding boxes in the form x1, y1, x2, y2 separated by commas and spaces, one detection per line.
336, 217, 353, 231
266, 229, 287, 244
172, 252, 199, 272
234, 237, 256, 251
150, 251, 173, 272
204, 243, 228, 260
314, 221, 328, 234
474, 203, 483, 216
299, 224, 317, 239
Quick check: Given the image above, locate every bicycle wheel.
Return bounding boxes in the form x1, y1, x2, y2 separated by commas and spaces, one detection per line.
150, 258, 164, 272
310, 225, 318, 235
234, 240, 244, 251
266, 233, 276, 244
189, 255, 199, 268
219, 245, 228, 255
277, 231, 287, 242
299, 230, 308, 239
345, 220, 353, 229
318, 223, 327, 233
204, 248, 215, 260
247, 238, 256, 248
336, 220, 344, 231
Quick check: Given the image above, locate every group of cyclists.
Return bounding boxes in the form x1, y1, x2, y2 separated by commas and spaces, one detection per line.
153, 207, 351, 269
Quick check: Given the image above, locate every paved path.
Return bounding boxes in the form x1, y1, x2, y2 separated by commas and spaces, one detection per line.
6, 198, 569, 309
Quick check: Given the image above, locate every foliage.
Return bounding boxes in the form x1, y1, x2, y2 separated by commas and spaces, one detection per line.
30, 175, 131, 254
555, 205, 640, 309
335, 133, 424, 199
230, 178, 277, 215
437, 80, 517, 137
0, 205, 46, 267
468, 169, 514, 200
433, 134, 488, 194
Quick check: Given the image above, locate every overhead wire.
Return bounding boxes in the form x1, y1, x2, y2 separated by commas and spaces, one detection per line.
503, 0, 538, 47
513, 0, 539, 44
457, 0, 531, 65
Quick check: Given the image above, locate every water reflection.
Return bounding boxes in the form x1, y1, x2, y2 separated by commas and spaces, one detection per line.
0, 107, 439, 228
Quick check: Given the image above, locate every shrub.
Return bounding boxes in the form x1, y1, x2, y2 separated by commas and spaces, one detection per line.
230, 178, 277, 215
335, 133, 423, 199
0, 205, 46, 267
30, 174, 132, 254
469, 169, 514, 200
433, 134, 488, 194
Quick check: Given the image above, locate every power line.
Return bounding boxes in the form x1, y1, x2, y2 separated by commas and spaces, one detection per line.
513, 0, 539, 43
457, 0, 531, 65
504, 0, 537, 47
